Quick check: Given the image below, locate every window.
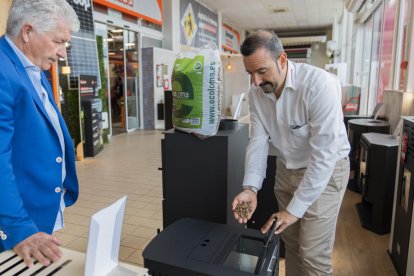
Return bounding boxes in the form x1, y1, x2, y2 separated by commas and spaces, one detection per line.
359, 2, 384, 115
377, 1, 397, 101
398, 0, 410, 90
367, 3, 384, 112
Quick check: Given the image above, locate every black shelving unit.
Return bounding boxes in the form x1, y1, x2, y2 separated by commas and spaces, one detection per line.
81, 98, 103, 157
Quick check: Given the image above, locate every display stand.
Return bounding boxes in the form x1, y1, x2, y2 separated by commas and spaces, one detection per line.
347, 118, 389, 192
161, 124, 248, 227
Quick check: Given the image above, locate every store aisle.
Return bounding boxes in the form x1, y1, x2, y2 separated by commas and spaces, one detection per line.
54, 130, 397, 275
54, 130, 163, 267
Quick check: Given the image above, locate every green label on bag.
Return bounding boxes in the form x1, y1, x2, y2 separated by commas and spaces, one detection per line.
172, 56, 204, 128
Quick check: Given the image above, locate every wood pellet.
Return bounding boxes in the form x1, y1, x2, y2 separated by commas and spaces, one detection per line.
235, 201, 252, 219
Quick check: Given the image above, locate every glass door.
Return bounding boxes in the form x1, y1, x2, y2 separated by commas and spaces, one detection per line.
108, 26, 125, 135
124, 30, 140, 130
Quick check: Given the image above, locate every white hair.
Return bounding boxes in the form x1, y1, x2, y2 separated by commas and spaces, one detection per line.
6, 0, 80, 38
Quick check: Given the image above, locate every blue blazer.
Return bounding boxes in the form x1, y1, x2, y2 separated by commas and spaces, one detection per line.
0, 36, 79, 251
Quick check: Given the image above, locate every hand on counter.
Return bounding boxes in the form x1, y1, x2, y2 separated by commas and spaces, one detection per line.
13, 232, 62, 268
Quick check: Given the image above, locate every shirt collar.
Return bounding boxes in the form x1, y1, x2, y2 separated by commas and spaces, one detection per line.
262, 59, 297, 101
5, 35, 41, 73
284, 60, 296, 91
254, 59, 297, 101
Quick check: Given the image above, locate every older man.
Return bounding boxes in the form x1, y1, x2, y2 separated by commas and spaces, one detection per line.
0, 0, 80, 268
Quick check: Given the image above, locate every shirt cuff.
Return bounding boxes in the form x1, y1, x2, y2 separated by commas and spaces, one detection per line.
286, 195, 309, 218
243, 185, 258, 194
242, 173, 263, 191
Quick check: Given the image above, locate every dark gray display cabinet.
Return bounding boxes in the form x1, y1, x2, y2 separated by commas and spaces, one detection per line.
81, 98, 103, 157
247, 155, 286, 258
247, 156, 278, 230
161, 124, 249, 228
143, 218, 280, 276
390, 117, 414, 276
356, 133, 398, 234
347, 118, 389, 192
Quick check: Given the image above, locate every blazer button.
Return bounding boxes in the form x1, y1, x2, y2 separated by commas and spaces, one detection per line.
1, 234, 6, 240
56, 157, 63, 163
0, 230, 3, 235
55, 187, 62, 193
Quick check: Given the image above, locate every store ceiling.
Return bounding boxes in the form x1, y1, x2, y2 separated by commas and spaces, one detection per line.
199, 0, 346, 32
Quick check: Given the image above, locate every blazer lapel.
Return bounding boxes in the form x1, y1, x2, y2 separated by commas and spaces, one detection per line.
0, 37, 54, 128
41, 73, 73, 147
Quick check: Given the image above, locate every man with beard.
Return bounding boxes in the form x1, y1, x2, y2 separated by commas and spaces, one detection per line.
232, 30, 350, 276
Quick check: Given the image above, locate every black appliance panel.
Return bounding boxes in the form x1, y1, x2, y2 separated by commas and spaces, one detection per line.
143, 218, 280, 276
391, 119, 414, 275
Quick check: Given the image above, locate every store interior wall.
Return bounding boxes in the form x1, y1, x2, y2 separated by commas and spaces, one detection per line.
381, 89, 414, 133
221, 54, 250, 118
152, 47, 176, 130
310, 42, 330, 69
162, 0, 180, 52
0, 0, 12, 35
142, 47, 175, 130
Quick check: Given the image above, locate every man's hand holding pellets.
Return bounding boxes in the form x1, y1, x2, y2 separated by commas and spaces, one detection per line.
232, 189, 257, 224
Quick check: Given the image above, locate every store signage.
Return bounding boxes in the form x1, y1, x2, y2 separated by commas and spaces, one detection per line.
96, 0, 162, 25
222, 24, 240, 53
79, 75, 98, 98
180, 0, 219, 48
73, 0, 91, 11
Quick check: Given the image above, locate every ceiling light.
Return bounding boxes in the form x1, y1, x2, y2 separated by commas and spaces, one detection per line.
227, 56, 232, 71
61, 66, 71, 75
271, 8, 287, 13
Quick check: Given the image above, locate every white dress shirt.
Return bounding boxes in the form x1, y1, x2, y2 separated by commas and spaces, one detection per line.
5, 36, 66, 231
243, 60, 350, 218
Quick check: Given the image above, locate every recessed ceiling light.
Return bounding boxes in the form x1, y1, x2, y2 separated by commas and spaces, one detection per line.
271, 8, 287, 13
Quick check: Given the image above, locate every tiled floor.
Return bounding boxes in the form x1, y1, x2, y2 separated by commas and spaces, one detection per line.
54, 130, 163, 267
54, 129, 397, 275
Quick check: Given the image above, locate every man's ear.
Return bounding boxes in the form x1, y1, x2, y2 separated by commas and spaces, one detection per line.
21, 24, 34, 43
280, 52, 287, 70
279, 53, 287, 69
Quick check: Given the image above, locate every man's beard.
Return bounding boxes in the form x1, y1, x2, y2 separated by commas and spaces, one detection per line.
259, 81, 276, 94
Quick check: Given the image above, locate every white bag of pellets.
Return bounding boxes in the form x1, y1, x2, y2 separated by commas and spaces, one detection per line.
171, 43, 222, 138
